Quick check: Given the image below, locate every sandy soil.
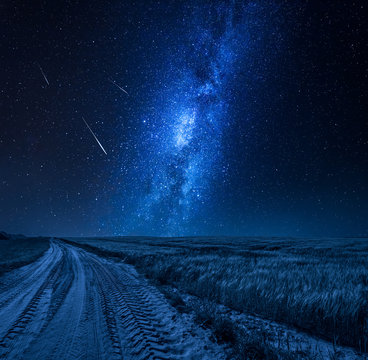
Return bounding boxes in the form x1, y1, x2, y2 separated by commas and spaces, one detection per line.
0, 239, 226, 360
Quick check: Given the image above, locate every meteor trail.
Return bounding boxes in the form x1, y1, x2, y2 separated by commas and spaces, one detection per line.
108, 78, 129, 95
37, 63, 49, 86
82, 117, 107, 155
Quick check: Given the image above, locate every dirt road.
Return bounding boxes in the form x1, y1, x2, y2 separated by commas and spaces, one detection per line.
0, 239, 224, 360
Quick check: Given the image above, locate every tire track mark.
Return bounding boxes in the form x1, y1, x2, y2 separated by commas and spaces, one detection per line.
0, 240, 227, 360
0, 245, 65, 359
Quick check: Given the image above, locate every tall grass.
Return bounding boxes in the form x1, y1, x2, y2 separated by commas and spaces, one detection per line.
67, 236, 368, 351
0, 236, 50, 275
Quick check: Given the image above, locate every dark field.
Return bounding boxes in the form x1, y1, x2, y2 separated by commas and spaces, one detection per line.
0, 233, 50, 275
65, 236, 368, 355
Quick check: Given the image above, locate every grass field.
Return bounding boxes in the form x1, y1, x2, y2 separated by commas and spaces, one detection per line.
65, 236, 368, 354
0, 233, 50, 275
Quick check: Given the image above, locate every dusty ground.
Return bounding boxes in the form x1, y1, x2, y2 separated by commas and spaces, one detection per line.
65, 235, 368, 359
0, 239, 226, 360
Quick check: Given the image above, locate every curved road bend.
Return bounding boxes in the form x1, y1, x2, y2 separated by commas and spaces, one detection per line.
0, 239, 224, 360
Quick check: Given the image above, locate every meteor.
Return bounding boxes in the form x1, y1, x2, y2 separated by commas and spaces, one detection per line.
37, 63, 49, 86
82, 117, 107, 155
108, 78, 129, 95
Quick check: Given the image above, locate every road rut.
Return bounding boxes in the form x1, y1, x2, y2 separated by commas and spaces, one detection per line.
0, 239, 225, 360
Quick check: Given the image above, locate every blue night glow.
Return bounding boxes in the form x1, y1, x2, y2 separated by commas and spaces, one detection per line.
123, 2, 260, 235
2, 1, 367, 238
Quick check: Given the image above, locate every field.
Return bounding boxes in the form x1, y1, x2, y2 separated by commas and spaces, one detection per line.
66, 236, 368, 356
0, 239, 229, 359
0, 232, 50, 275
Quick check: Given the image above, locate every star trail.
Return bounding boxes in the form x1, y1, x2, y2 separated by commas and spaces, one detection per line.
1, 1, 367, 237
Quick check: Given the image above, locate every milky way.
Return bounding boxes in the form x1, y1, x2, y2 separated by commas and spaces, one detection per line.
126, 2, 266, 235
2, 1, 367, 237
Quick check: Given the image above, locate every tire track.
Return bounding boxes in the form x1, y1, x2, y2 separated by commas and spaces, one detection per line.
89, 256, 166, 360
0, 243, 65, 359
83, 250, 191, 360
0, 240, 226, 360
0, 243, 57, 310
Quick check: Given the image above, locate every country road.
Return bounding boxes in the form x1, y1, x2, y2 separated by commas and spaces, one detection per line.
0, 239, 225, 360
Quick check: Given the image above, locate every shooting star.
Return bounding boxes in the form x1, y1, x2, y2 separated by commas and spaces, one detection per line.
37, 63, 49, 86
108, 78, 129, 95
82, 117, 107, 155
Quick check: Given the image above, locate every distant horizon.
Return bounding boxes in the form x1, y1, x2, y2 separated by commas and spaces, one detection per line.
1, 2, 366, 359
2, 229, 367, 240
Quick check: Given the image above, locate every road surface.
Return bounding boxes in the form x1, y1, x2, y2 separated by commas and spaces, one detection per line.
0, 239, 224, 360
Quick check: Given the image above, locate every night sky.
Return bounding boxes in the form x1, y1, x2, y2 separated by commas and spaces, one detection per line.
1, 1, 367, 237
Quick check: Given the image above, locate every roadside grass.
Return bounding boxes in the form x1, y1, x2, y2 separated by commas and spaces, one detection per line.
190, 298, 327, 360
64, 236, 368, 353
0, 234, 50, 275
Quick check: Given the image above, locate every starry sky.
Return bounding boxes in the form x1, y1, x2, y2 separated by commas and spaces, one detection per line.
1, 0, 367, 237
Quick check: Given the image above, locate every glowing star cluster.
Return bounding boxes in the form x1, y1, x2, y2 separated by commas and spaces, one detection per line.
2, 0, 364, 238
129, 2, 252, 235
174, 111, 196, 150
